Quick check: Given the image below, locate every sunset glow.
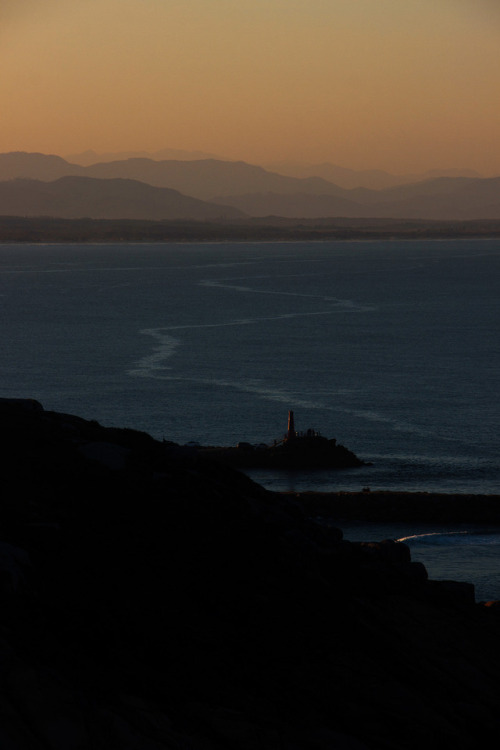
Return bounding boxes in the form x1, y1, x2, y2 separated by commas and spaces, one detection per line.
2, 0, 499, 173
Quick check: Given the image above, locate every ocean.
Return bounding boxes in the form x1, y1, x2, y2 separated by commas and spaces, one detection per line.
1, 239, 499, 598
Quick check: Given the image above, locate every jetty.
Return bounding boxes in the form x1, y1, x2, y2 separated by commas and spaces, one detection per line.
197, 410, 364, 469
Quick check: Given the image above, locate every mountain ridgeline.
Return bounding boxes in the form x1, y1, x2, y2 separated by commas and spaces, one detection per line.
0, 151, 499, 222
0, 176, 244, 221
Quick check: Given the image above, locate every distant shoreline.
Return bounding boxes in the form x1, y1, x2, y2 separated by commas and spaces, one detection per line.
2, 216, 500, 243
281, 490, 500, 524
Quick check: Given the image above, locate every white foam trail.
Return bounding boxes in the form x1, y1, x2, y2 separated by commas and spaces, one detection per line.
202, 379, 328, 410
127, 329, 180, 378
133, 309, 360, 338
127, 333, 459, 443
335, 406, 470, 444
128, 353, 464, 446
170, 310, 349, 328
127, 332, 431, 438
341, 408, 436, 439
129, 365, 357, 417
199, 279, 376, 312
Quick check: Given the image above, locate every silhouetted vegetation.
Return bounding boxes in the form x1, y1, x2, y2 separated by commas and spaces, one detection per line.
2, 215, 500, 243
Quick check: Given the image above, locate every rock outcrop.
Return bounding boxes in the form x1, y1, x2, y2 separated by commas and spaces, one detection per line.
0, 400, 499, 748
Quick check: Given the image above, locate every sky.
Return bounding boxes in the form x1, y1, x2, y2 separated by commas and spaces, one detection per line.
2, 0, 500, 174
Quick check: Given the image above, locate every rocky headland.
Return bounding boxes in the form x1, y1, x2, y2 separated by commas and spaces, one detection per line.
1, 398, 499, 749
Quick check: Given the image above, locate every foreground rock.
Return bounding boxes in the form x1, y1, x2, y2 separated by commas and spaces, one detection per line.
0, 399, 499, 748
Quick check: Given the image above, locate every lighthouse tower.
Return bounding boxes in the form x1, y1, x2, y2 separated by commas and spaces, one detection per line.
286, 410, 296, 441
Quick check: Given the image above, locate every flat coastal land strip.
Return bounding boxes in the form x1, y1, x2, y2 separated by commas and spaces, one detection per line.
2, 216, 500, 243
281, 490, 500, 524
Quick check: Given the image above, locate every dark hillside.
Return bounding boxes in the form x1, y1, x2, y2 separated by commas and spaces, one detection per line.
0, 176, 244, 221
0, 398, 499, 748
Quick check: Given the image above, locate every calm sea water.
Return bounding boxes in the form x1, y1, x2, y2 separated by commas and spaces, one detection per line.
1, 240, 499, 598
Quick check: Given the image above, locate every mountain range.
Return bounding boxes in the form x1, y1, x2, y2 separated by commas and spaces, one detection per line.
65, 148, 483, 189
66, 147, 221, 166
211, 176, 500, 220
264, 161, 483, 190
0, 151, 499, 221
0, 175, 243, 221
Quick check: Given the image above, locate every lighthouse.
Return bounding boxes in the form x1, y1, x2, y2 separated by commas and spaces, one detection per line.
286, 410, 296, 441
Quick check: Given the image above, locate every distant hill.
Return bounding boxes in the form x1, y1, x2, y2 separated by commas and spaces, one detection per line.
0, 152, 356, 200
0, 176, 244, 220
265, 161, 483, 190
65, 148, 223, 166
211, 177, 500, 220
82, 158, 346, 201
1, 152, 499, 220
67, 152, 483, 187
0, 152, 84, 181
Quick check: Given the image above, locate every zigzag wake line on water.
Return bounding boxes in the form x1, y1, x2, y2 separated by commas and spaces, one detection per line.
128, 332, 466, 443
127, 330, 180, 377
128, 365, 443, 443
199, 279, 376, 312
129, 370, 335, 411
136, 310, 355, 334
340, 406, 472, 444
128, 326, 474, 446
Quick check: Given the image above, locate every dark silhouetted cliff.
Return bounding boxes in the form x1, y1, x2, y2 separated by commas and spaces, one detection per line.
0, 398, 499, 748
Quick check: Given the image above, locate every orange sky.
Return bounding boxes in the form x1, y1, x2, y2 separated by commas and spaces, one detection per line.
2, 0, 500, 174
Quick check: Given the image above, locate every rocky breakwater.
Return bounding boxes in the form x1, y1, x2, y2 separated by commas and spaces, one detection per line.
288, 489, 500, 524
0, 398, 499, 749
199, 434, 364, 470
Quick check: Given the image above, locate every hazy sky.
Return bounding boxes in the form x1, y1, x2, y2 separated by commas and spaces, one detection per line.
2, 0, 500, 173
